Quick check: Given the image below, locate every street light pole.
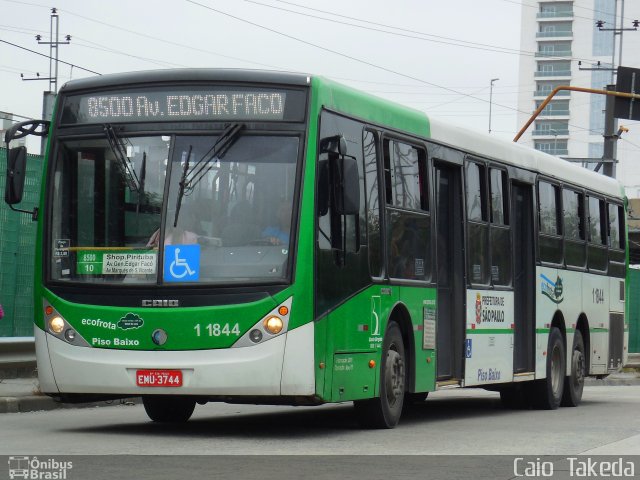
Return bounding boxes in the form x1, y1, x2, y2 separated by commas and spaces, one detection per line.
489, 78, 499, 134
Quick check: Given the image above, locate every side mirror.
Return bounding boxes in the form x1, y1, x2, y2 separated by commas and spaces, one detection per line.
335, 156, 360, 215
320, 135, 348, 156
5, 146, 27, 205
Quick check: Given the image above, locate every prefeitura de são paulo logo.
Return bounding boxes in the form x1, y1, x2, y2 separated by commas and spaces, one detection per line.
8, 456, 73, 479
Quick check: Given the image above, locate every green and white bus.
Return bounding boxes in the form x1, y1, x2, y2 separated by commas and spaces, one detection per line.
4, 69, 627, 428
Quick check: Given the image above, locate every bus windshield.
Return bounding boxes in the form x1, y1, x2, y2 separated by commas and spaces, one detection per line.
49, 133, 299, 285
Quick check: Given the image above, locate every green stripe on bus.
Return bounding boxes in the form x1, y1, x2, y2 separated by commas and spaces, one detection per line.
535, 328, 608, 334
465, 329, 513, 335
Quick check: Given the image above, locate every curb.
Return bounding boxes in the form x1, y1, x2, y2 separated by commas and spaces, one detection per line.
0, 396, 141, 414
585, 378, 640, 386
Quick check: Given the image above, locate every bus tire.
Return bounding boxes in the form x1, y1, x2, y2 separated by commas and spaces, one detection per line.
143, 396, 196, 423
561, 330, 585, 407
531, 327, 565, 410
354, 322, 406, 428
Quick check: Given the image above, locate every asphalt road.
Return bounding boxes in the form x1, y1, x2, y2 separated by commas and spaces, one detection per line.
1, 386, 639, 479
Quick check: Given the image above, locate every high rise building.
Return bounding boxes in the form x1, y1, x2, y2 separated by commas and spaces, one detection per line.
517, 0, 640, 197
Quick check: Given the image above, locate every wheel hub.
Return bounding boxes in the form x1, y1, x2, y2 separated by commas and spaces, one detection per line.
385, 348, 405, 407
550, 344, 563, 396
572, 349, 585, 389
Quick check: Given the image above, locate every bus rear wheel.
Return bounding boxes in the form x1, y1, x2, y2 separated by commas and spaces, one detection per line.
143, 396, 196, 423
531, 327, 565, 410
354, 322, 406, 428
561, 330, 585, 407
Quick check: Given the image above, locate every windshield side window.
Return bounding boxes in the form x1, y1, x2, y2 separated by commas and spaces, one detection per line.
50, 136, 168, 283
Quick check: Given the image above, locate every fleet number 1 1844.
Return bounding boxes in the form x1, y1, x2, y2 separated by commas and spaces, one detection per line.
194, 323, 241, 337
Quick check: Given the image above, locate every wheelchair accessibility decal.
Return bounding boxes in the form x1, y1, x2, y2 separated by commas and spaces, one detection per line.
164, 245, 200, 282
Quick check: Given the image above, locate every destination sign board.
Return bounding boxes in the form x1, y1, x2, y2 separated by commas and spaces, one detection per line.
61, 86, 307, 124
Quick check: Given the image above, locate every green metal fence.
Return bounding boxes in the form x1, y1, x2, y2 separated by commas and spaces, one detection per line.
628, 268, 640, 353
0, 147, 43, 338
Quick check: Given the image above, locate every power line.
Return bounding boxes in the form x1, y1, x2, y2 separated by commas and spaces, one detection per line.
497, 0, 610, 23
0, 0, 284, 70
0, 38, 101, 75
247, 0, 527, 56
242, 0, 599, 63
187, 0, 624, 143
71, 37, 190, 69
186, 0, 528, 115
58, 8, 281, 70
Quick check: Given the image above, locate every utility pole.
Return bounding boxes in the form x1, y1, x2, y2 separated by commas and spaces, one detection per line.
603, 85, 618, 177
20, 7, 71, 154
488, 78, 499, 134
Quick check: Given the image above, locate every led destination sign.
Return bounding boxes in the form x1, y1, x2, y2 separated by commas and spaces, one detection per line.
61, 87, 307, 124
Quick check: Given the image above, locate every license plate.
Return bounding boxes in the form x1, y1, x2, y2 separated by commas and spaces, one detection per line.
136, 369, 183, 387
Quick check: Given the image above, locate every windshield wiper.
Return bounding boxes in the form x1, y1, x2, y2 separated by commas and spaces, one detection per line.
185, 123, 244, 192
173, 122, 244, 227
104, 124, 140, 192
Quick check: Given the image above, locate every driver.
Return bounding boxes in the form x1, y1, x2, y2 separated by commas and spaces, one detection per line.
261, 201, 291, 246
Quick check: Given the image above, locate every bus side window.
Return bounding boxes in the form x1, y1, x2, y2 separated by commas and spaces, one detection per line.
608, 202, 626, 277
538, 180, 562, 265
608, 202, 622, 249
466, 160, 489, 285
383, 139, 430, 282
587, 195, 607, 272
563, 188, 586, 269
489, 168, 511, 286
363, 130, 382, 278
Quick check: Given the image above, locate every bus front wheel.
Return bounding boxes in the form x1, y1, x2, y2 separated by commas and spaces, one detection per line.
561, 330, 585, 407
354, 322, 406, 428
531, 327, 565, 410
143, 396, 196, 423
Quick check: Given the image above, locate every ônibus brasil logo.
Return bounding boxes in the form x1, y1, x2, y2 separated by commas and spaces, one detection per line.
8, 456, 73, 479
541, 274, 564, 304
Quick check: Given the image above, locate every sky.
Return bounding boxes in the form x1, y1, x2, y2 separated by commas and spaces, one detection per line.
0, 0, 527, 151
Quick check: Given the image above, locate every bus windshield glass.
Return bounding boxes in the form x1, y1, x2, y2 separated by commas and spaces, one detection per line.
49, 133, 299, 285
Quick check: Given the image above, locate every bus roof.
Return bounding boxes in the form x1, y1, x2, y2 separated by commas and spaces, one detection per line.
312, 75, 623, 200
428, 118, 623, 199
58, 68, 311, 94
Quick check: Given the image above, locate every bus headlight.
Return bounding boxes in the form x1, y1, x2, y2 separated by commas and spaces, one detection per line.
43, 300, 91, 347
264, 316, 283, 335
49, 316, 65, 334
233, 297, 292, 348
